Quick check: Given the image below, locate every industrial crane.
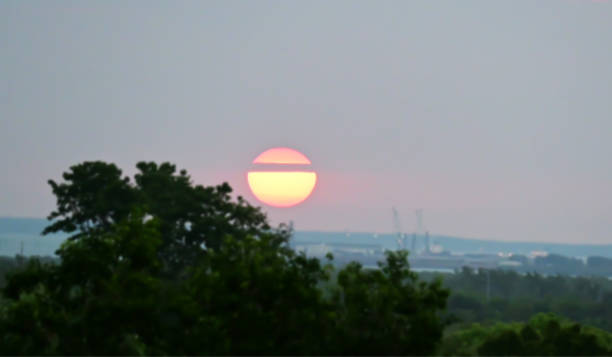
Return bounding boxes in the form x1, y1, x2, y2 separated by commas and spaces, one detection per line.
392, 207, 407, 250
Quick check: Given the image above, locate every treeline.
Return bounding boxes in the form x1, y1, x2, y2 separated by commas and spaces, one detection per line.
505, 253, 612, 277
0, 256, 21, 288
4, 254, 612, 355
0, 161, 449, 355
440, 313, 612, 356
5, 255, 612, 333
419, 267, 612, 333
0, 161, 611, 355
0, 255, 57, 288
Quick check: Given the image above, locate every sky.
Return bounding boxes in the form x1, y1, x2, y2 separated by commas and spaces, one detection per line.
1, 1, 611, 243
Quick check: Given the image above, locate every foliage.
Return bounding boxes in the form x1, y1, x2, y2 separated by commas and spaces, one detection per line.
1, 213, 165, 355
5, 160, 608, 355
421, 267, 612, 332
0, 255, 57, 290
331, 251, 449, 355
0, 256, 23, 289
43, 161, 274, 275
0, 161, 450, 355
0, 222, 448, 355
440, 313, 612, 356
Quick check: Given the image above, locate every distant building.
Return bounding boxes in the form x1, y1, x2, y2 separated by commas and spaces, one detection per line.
295, 243, 331, 256
529, 250, 549, 258
498, 260, 523, 268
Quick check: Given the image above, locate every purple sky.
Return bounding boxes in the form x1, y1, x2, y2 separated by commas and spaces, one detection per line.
1, 1, 611, 243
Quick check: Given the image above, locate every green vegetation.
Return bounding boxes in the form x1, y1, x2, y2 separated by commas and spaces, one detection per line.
0, 161, 448, 355
0, 160, 611, 355
440, 313, 612, 356
0, 255, 56, 289
420, 267, 612, 332
502, 253, 612, 277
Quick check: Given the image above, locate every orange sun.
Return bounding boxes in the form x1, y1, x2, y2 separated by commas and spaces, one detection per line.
247, 147, 317, 207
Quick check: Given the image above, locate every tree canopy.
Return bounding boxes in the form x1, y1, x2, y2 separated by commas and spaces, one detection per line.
43, 161, 275, 275
440, 313, 612, 356
0, 161, 449, 355
4, 160, 609, 355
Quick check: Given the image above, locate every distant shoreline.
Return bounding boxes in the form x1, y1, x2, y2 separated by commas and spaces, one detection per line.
1, 217, 611, 258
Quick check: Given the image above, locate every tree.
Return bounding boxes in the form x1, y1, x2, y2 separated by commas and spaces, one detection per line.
182, 234, 335, 355
1, 225, 449, 355
1, 212, 166, 355
1, 161, 451, 355
477, 313, 612, 355
44, 161, 136, 236
330, 251, 449, 355
440, 313, 612, 356
43, 161, 274, 275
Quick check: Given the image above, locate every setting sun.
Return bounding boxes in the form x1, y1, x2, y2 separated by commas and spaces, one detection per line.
247, 148, 317, 207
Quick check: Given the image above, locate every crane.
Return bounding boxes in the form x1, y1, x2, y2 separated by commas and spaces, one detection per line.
392, 207, 406, 250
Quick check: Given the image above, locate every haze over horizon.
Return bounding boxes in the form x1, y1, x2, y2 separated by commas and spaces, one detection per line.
2, 1, 611, 244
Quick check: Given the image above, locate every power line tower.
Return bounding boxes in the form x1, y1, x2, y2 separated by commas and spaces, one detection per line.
392, 207, 406, 250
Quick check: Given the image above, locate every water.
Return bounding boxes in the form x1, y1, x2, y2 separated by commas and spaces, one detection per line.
0, 233, 67, 256
293, 231, 612, 258
2, 218, 612, 258
411, 267, 455, 274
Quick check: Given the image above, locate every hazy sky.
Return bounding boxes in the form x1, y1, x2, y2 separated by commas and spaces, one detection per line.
2, 1, 611, 243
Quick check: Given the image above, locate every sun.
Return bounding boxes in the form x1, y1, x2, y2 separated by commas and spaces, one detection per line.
247, 147, 317, 207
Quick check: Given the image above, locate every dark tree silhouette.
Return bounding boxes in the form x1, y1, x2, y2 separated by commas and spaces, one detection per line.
0, 161, 450, 355
43, 161, 274, 275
